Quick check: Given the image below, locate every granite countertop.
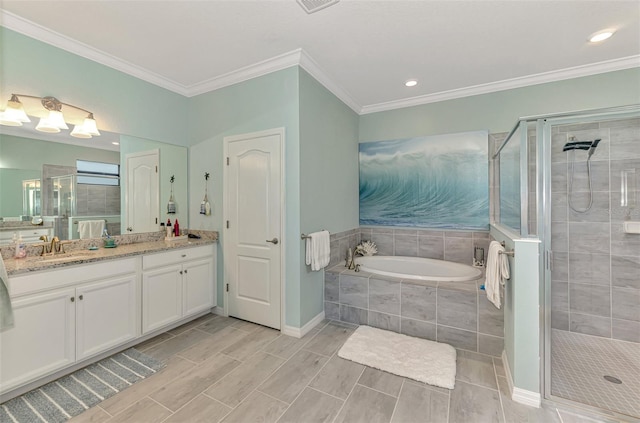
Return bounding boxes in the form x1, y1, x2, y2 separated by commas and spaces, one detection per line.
5, 238, 217, 277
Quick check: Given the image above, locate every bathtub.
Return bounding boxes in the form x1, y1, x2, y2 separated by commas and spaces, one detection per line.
357, 255, 482, 282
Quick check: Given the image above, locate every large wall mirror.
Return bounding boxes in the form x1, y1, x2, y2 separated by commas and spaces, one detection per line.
0, 121, 187, 245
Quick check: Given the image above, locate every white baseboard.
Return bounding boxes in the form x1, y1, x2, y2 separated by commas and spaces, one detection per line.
281, 311, 325, 338
212, 306, 226, 316
501, 350, 541, 408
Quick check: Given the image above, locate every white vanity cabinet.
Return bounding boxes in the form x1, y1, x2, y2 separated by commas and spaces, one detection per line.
142, 244, 216, 334
0, 258, 138, 394
0, 227, 53, 246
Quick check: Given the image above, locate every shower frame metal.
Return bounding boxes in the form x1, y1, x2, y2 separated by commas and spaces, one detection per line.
494, 104, 640, 418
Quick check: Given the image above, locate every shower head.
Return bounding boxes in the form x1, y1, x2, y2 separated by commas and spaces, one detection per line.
563, 141, 592, 152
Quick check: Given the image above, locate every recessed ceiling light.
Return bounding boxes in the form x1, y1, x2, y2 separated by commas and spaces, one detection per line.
589, 29, 615, 43
405, 79, 418, 87
112, 141, 120, 145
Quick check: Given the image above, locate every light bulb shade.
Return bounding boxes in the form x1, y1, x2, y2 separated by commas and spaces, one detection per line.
47, 110, 69, 129
36, 117, 61, 133
82, 116, 100, 136
0, 100, 31, 126
70, 124, 92, 138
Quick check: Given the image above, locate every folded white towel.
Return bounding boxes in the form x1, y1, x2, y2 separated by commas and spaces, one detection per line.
305, 230, 330, 271
485, 240, 510, 309
78, 220, 105, 239
0, 254, 14, 331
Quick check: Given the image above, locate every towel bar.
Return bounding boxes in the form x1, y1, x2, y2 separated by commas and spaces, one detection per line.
301, 230, 328, 240
74, 219, 108, 224
498, 241, 515, 257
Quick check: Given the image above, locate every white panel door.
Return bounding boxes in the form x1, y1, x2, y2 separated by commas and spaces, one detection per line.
76, 274, 138, 360
125, 150, 159, 234
226, 129, 282, 329
0, 288, 76, 393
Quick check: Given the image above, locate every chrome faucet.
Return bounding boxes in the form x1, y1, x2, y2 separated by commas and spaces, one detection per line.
346, 248, 357, 270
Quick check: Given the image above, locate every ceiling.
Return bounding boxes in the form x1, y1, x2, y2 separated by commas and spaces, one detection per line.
1, 0, 639, 114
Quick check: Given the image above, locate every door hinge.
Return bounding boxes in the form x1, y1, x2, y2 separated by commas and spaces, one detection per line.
155, 217, 158, 224
226, 157, 229, 166
226, 283, 229, 292
155, 165, 158, 173
226, 220, 229, 229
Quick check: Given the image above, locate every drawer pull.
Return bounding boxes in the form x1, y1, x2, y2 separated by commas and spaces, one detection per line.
70, 297, 75, 302
181, 254, 187, 258
79, 295, 84, 300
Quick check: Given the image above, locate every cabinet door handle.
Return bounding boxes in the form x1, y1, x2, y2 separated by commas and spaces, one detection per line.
70, 297, 75, 302
181, 254, 187, 258
79, 295, 84, 300
184, 269, 188, 274
179, 270, 183, 275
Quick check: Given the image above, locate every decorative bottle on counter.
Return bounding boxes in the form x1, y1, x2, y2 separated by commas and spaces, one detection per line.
174, 219, 180, 237
166, 219, 172, 238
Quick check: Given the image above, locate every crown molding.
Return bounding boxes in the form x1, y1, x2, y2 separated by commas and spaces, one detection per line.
360, 55, 640, 115
1, 10, 189, 95
298, 51, 362, 113
184, 49, 303, 97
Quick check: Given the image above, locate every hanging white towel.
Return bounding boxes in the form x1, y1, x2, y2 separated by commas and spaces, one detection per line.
0, 254, 14, 331
305, 230, 330, 271
485, 240, 510, 309
78, 220, 105, 239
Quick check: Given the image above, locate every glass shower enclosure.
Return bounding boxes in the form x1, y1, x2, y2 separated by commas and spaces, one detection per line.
494, 105, 640, 420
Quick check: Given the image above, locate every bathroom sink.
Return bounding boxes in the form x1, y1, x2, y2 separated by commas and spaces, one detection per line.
38, 252, 95, 263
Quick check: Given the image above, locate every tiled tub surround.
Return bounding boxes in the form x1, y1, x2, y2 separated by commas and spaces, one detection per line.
329, 227, 492, 269
324, 266, 504, 357
550, 117, 640, 344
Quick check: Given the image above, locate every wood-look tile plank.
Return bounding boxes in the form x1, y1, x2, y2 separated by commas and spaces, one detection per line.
177, 326, 249, 363
150, 353, 241, 411
334, 384, 397, 423
309, 355, 365, 400
277, 387, 344, 423
100, 355, 195, 416
258, 349, 328, 404
205, 351, 285, 407
163, 394, 232, 423
168, 313, 217, 336
358, 367, 404, 397
449, 380, 504, 423
143, 328, 212, 362
107, 398, 171, 423
221, 326, 281, 361
198, 316, 238, 335
262, 329, 320, 360
303, 323, 354, 357
391, 381, 449, 423
219, 391, 288, 423
134, 332, 175, 352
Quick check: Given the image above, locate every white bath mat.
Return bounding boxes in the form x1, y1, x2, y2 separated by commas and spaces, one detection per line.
338, 325, 457, 389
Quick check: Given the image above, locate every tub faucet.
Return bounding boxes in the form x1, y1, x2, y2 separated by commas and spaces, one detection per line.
346, 248, 357, 270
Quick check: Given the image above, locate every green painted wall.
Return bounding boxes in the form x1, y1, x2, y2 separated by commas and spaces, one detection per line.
359, 68, 640, 142
299, 68, 359, 324
0, 169, 40, 217
0, 28, 188, 145
119, 135, 188, 233
187, 68, 301, 325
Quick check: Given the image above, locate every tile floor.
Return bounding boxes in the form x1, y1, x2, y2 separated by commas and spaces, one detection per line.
66, 314, 633, 423
551, 329, 640, 419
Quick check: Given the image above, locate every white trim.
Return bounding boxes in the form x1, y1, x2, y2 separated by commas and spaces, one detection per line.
1, 10, 187, 95
502, 350, 541, 408
360, 55, 640, 115
184, 50, 303, 97
513, 387, 541, 408
4, 9, 638, 114
298, 50, 362, 114
211, 306, 226, 316
281, 311, 325, 338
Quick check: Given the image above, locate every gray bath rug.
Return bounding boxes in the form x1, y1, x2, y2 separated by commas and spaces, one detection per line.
338, 325, 457, 389
0, 348, 165, 423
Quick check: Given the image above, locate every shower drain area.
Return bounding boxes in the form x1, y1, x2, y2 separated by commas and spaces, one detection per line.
551, 329, 640, 419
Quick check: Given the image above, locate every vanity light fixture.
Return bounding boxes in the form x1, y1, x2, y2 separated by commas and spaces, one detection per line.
405, 79, 418, 87
589, 29, 615, 43
0, 94, 100, 138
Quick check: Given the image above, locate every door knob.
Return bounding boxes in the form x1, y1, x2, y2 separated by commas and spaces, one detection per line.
266, 238, 279, 245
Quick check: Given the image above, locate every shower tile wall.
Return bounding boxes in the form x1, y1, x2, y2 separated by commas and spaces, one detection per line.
551, 117, 640, 343
75, 184, 121, 216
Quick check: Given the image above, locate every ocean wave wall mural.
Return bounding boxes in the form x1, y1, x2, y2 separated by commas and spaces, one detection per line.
359, 130, 489, 230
